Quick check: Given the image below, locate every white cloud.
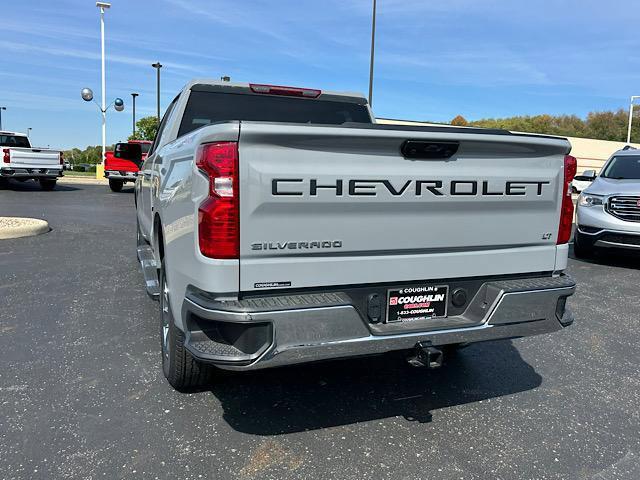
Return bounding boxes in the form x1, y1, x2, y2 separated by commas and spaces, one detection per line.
162, 0, 293, 43
379, 48, 550, 87
0, 40, 205, 73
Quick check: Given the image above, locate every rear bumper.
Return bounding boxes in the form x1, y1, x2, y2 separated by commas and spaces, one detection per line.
1, 167, 62, 178
104, 170, 138, 181
181, 274, 576, 371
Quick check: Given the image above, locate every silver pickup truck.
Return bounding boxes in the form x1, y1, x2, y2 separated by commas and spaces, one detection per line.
135, 80, 577, 390
1, 131, 63, 190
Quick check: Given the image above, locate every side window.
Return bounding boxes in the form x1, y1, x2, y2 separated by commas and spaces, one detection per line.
149, 96, 179, 155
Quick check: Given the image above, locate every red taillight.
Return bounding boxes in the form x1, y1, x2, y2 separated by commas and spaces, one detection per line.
2, 149, 9, 163
557, 154, 577, 245
59, 151, 64, 165
196, 142, 239, 259
249, 83, 321, 98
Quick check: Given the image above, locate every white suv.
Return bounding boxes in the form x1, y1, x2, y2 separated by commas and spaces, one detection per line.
574, 147, 640, 257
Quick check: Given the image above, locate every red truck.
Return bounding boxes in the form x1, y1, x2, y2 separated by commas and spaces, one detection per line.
104, 140, 151, 192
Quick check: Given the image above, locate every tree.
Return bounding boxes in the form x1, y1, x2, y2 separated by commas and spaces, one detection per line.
584, 109, 636, 142
461, 109, 640, 142
63, 145, 114, 165
129, 116, 159, 141
450, 115, 468, 126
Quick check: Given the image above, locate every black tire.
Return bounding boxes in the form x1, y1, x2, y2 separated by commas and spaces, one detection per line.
0, 178, 8, 189
573, 233, 593, 259
136, 215, 144, 248
159, 260, 214, 390
109, 179, 124, 192
39, 179, 57, 191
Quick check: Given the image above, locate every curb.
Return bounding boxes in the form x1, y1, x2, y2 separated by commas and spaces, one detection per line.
0, 217, 50, 240
59, 176, 108, 185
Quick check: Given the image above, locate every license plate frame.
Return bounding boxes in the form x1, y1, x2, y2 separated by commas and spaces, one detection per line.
386, 285, 449, 323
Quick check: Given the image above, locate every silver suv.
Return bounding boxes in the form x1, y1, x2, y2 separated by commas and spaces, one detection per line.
574, 147, 640, 257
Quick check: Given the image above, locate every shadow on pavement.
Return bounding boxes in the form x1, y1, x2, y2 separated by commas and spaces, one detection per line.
113, 186, 135, 194
209, 340, 541, 435
569, 244, 640, 269
0, 179, 81, 192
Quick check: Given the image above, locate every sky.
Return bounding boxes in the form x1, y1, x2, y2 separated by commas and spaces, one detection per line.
1, 0, 639, 149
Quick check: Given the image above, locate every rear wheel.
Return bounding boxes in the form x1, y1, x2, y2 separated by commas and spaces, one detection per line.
159, 259, 214, 390
0, 178, 8, 189
136, 215, 144, 248
109, 179, 124, 192
39, 179, 57, 191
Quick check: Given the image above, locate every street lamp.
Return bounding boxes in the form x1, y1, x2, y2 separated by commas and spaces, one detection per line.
96, 1, 111, 169
152, 62, 163, 122
0, 107, 6, 130
131, 93, 139, 138
80, 87, 124, 158
626, 96, 640, 144
368, 0, 377, 107
81, 88, 124, 112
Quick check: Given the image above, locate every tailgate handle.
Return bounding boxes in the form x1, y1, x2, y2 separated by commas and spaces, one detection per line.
401, 140, 459, 160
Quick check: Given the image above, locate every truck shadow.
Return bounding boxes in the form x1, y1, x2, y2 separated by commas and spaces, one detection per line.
0, 180, 80, 192
208, 340, 541, 435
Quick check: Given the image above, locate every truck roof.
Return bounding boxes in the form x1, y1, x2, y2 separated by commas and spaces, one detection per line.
0, 131, 27, 137
182, 79, 368, 105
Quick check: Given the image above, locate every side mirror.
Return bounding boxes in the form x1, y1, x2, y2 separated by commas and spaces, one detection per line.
114, 142, 143, 165
582, 169, 597, 180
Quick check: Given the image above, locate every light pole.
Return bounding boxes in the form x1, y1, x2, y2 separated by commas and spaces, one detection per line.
0, 107, 6, 130
152, 62, 163, 122
27, 128, 32, 138
368, 0, 377, 107
131, 93, 139, 138
626, 96, 640, 144
96, 2, 111, 168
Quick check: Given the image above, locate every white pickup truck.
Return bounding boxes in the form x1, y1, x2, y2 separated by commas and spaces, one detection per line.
1, 131, 63, 190
136, 80, 577, 390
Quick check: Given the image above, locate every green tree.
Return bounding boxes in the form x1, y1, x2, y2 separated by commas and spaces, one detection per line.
583, 109, 637, 142
129, 116, 159, 141
463, 109, 639, 142
63, 145, 114, 165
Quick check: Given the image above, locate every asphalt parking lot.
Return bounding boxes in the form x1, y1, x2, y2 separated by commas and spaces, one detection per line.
1, 180, 639, 480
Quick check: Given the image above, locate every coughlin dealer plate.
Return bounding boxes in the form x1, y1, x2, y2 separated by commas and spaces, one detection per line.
386, 285, 449, 323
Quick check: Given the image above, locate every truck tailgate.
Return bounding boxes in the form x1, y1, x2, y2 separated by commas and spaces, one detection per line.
8, 148, 61, 168
105, 157, 139, 172
238, 123, 570, 292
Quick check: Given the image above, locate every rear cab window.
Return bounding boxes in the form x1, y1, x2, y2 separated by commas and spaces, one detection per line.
0, 135, 31, 148
178, 89, 372, 137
